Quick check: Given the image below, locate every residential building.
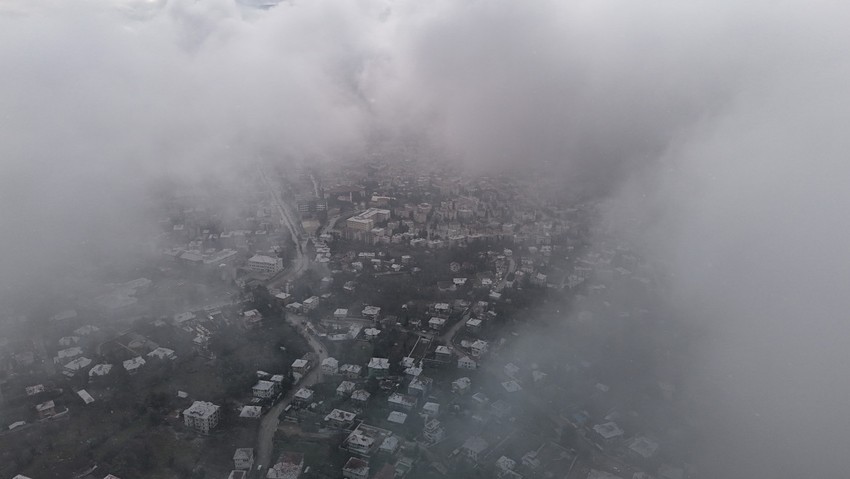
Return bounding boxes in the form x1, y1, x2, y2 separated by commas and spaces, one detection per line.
36, 400, 56, 419
123, 356, 146, 375
337, 380, 356, 397
253, 380, 277, 399
458, 356, 477, 370
247, 254, 283, 275
267, 452, 304, 479
233, 448, 254, 470
408, 376, 433, 397
351, 389, 371, 405
343, 423, 392, 457
321, 357, 339, 375
387, 411, 407, 425
340, 364, 363, 379
88, 363, 113, 378
435, 345, 452, 361
334, 308, 349, 319
342, 457, 370, 479
428, 317, 447, 330
368, 357, 390, 377
325, 409, 357, 429
593, 422, 624, 443
461, 436, 489, 462
423, 418, 445, 444
147, 347, 177, 361
183, 401, 220, 435
293, 388, 314, 405
452, 377, 472, 394
470, 339, 489, 357
63, 357, 92, 377
388, 393, 417, 410
422, 402, 440, 417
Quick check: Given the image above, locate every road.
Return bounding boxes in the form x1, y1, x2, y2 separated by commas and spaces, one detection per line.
255, 314, 328, 472
258, 165, 310, 291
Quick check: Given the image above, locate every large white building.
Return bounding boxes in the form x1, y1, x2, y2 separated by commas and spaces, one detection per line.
183, 401, 221, 435
247, 255, 284, 275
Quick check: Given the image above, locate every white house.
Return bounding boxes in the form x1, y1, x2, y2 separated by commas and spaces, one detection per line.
123, 356, 146, 375
321, 357, 339, 375
470, 339, 489, 357
458, 356, 477, 370
183, 401, 220, 435
461, 436, 489, 462
252, 380, 276, 399
247, 254, 283, 275
452, 377, 472, 394
233, 448, 254, 470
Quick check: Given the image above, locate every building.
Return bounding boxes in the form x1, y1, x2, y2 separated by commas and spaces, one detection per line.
342, 457, 370, 479
227, 471, 247, 479
247, 254, 284, 275
302, 296, 320, 311
593, 422, 624, 443
351, 389, 371, 405
387, 411, 407, 425
243, 309, 263, 329
461, 436, 489, 462
452, 377, 472, 394
253, 380, 277, 399
435, 345, 452, 361
429, 317, 447, 331
267, 452, 304, 479
470, 339, 489, 357
422, 401, 440, 417
89, 363, 113, 378
362, 305, 381, 320
343, 423, 392, 457
233, 448, 254, 470
63, 356, 92, 377
408, 376, 433, 397
321, 357, 339, 375
368, 357, 390, 377
183, 401, 220, 434
123, 356, 146, 375
293, 388, 314, 405
36, 400, 56, 419
337, 380, 356, 397
292, 358, 311, 377
388, 393, 417, 411
466, 318, 483, 333
340, 364, 363, 379
147, 347, 177, 361
325, 409, 357, 428
334, 308, 349, 319
423, 418, 445, 444
458, 356, 477, 370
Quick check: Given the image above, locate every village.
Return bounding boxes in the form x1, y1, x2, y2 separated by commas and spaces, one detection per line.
0, 157, 697, 479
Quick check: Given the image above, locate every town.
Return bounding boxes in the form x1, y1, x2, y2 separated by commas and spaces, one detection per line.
0, 156, 698, 479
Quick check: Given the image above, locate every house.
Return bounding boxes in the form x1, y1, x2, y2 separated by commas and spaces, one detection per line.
388, 393, 417, 410
63, 356, 92, 377
325, 409, 357, 428
363, 328, 381, 341
466, 318, 483, 333
293, 388, 314, 405
89, 363, 113, 378
342, 457, 370, 479
431, 303, 450, 317
470, 339, 489, 357
343, 423, 391, 456
490, 399, 512, 419
25, 384, 45, 396
496, 456, 518, 477
593, 422, 624, 443
53, 346, 83, 364
422, 401, 440, 417
233, 448, 254, 470
627, 436, 659, 459
123, 356, 146, 375
435, 345, 452, 361
461, 436, 489, 462
227, 471, 247, 479
428, 317, 447, 331
285, 302, 303, 314
243, 309, 263, 329
334, 308, 349, 319
351, 389, 371, 405
458, 356, 477, 370
183, 401, 220, 434
340, 364, 363, 379
322, 357, 339, 375
253, 380, 277, 399
368, 357, 390, 377
267, 451, 304, 479
58, 336, 80, 347
361, 305, 381, 320
424, 417, 446, 443
452, 377, 472, 394
302, 296, 320, 312
504, 362, 520, 379
240, 405, 262, 418
337, 380, 356, 397
291, 358, 311, 378
147, 347, 177, 361
378, 435, 400, 455
36, 400, 56, 419
387, 411, 407, 425
408, 376, 433, 397
74, 324, 99, 336
247, 254, 283, 275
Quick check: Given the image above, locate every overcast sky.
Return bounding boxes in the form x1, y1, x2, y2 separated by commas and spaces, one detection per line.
3, 1, 850, 476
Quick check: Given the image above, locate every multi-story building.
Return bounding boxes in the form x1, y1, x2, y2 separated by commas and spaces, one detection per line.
247, 254, 283, 275
183, 401, 220, 435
